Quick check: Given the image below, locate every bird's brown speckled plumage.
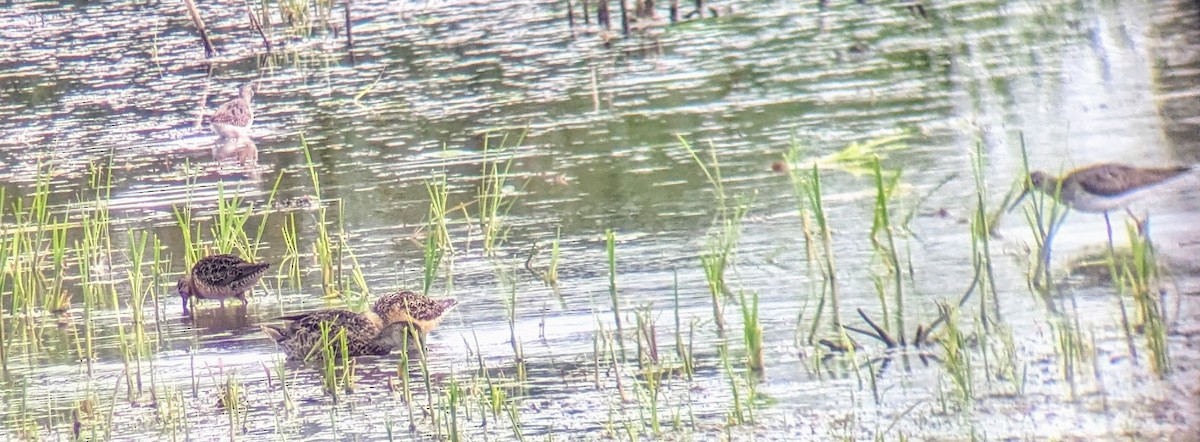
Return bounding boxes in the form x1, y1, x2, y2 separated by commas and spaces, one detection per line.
261, 291, 457, 360
1026, 164, 1192, 213
260, 310, 392, 361
372, 290, 459, 335
210, 83, 256, 141
177, 254, 270, 317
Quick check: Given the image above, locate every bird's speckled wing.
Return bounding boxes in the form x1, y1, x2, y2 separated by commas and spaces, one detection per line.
212, 98, 252, 127
192, 254, 267, 287
270, 310, 391, 359
278, 310, 376, 335
1075, 164, 1190, 197
374, 291, 458, 322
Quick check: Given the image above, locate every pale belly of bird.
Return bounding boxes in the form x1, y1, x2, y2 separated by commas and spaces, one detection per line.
211, 121, 253, 140
1066, 186, 1156, 213
193, 280, 241, 300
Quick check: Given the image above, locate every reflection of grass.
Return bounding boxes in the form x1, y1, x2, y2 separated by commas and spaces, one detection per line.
937, 304, 973, 409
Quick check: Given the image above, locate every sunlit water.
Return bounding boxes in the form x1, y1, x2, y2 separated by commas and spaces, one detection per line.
1, 0, 1199, 439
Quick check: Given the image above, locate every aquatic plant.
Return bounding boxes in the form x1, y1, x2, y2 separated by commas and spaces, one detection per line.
477, 132, 522, 256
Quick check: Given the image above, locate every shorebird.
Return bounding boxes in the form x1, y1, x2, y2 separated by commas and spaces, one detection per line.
210, 82, 256, 141
177, 254, 270, 317
371, 290, 459, 347
260, 290, 457, 360
1012, 163, 1194, 232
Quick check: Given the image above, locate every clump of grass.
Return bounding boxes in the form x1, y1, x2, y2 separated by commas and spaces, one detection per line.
278, 212, 302, 291
634, 305, 657, 369
606, 229, 627, 365
299, 134, 338, 297
672, 271, 695, 381
1051, 318, 1090, 399
424, 175, 450, 295
210, 183, 256, 255
680, 137, 754, 336
524, 230, 562, 291
501, 269, 527, 382
426, 173, 453, 257
738, 290, 764, 373
797, 163, 843, 341
477, 132, 523, 256
717, 343, 753, 425
217, 372, 246, 432
546, 232, 560, 286
1113, 221, 1169, 375
782, 141, 821, 344
867, 156, 908, 340
937, 304, 973, 410
311, 321, 354, 400
967, 142, 1001, 329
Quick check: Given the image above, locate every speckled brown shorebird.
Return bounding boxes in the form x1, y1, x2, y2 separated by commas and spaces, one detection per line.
210, 82, 256, 141
177, 254, 270, 317
260, 290, 457, 360
1013, 163, 1194, 231
372, 290, 459, 346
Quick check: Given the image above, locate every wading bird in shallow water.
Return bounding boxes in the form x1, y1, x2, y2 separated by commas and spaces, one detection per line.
210, 82, 256, 142
1011, 163, 1194, 233
177, 254, 270, 317
260, 290, 458, 360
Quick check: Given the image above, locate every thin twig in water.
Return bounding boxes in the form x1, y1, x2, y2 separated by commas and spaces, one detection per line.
183, 0, 216, 57
344, 0, 354, 49
245, 0, 272, 52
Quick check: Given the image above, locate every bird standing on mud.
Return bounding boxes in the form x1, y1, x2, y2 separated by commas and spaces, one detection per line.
177, 254, 270, 317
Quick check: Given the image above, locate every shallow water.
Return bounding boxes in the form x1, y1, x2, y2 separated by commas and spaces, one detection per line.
2, 0, 1200, 439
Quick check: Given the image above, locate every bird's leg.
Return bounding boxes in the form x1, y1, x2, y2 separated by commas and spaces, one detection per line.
236, 292, 248, 306
1104, 211, 1116, 252
1125, 207, 1148, 237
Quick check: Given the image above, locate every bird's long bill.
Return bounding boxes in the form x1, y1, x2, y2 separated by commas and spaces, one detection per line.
1007, 188, 1031, 213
